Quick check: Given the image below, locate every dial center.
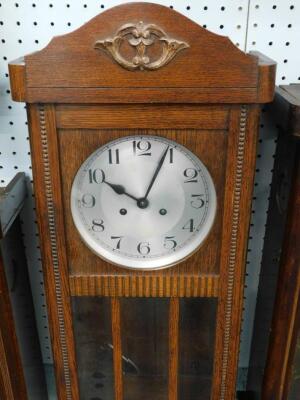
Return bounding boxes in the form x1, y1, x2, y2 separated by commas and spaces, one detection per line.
137, 198, 149, 209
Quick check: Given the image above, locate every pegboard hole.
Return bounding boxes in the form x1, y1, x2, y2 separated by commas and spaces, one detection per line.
270, 23, 275, 28
204, 6, 208, 10
272, 5, 277, 9
284, 59, 288, 63
290, 5, 294, 9
221, 6, 225, 11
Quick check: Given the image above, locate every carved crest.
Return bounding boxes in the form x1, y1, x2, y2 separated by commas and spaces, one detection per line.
94, 21, 189, 71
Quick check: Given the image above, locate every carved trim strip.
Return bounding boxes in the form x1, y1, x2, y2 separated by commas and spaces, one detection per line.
39, 106, 72, 400
220, 105, 248, 399
69, 275, 219, 297
94, 21, 189, 71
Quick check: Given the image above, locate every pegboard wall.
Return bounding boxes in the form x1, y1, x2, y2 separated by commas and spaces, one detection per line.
0, 0, 299, 393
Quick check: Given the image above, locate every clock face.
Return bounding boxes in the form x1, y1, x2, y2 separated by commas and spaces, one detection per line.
70, 136, 217, 270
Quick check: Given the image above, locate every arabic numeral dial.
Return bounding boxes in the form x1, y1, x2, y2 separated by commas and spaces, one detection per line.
70, 135, 217, 270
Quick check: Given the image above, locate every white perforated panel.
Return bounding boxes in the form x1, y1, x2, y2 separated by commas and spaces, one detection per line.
0, 0, 299, 396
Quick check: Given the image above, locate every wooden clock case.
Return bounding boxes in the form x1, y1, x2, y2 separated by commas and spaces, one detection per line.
9, 3, 275, 399
260, 85, 300, 399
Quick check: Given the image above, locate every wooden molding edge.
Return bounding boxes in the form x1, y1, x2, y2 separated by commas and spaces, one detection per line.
251, 51, 276, 103
69, 274, 220, 297
8, 57, 26, 102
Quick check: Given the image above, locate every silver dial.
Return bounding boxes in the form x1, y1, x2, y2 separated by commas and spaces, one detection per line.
70, 136, 217, 270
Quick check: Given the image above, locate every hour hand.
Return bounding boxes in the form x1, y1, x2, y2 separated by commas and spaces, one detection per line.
103, 180, 139, 202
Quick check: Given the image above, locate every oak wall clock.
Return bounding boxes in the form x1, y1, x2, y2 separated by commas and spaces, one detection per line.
9, 3, 275, 400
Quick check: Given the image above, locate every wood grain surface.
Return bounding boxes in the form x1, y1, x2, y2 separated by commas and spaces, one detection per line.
8, 4, 275, 104
24, 3, 258, 89
69, 274, 219, 297
27, 104, 80, 400
212, 105, 260, 399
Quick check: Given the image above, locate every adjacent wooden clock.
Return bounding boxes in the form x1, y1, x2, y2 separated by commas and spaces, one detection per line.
260, 84, 300, 400
9, 3, 275, 400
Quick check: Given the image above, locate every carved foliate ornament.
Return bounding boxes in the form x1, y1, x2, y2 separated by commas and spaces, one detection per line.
94, 21, 189, 71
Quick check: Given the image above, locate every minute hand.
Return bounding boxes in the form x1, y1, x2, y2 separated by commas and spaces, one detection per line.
143, 145, 170, 200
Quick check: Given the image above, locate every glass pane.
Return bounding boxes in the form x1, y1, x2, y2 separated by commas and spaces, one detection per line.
72, 297, 114, 400
179, 298, 217, 400
121, 298, 169, 400
288, 331, 300, 399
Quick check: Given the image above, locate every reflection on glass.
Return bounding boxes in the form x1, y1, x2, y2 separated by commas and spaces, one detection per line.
288, 331, 300, 399
179, 298, 217, 400
121, 298, 169, 400
72, 297, 114, 400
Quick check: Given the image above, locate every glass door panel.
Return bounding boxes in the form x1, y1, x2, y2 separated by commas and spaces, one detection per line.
121, 298, 169, 400
72, 297, 114, 400
179, 298, 217, 399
